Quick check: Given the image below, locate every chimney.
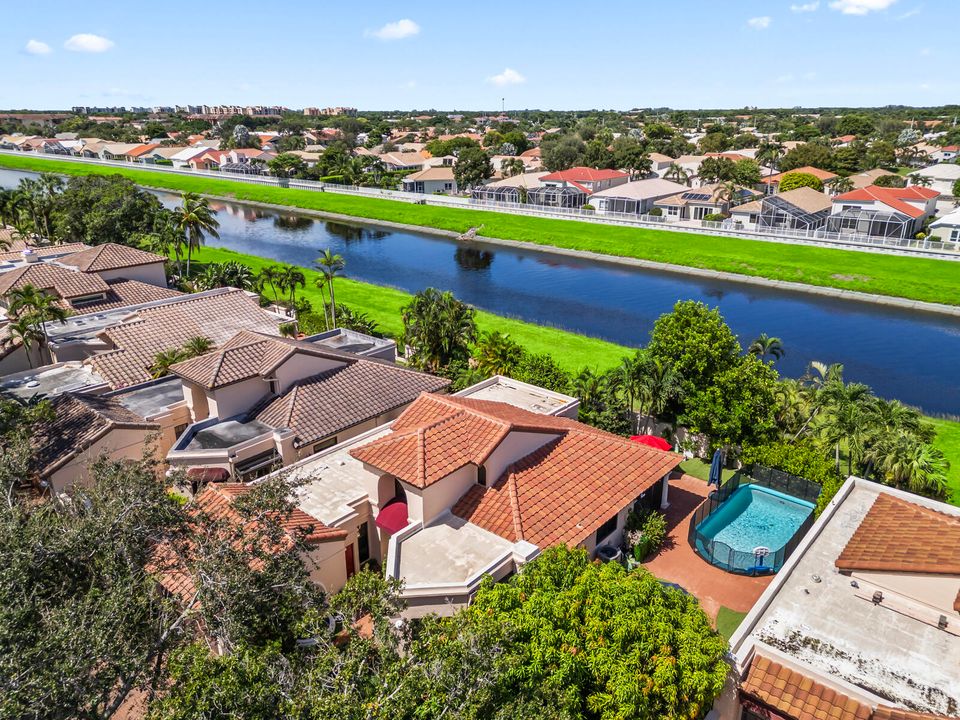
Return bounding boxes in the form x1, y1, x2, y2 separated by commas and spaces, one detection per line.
21, 249, 39, 264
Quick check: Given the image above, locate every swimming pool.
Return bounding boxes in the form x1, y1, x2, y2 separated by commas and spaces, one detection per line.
694, 484, 815, 574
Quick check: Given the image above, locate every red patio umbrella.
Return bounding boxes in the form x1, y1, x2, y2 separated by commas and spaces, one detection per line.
629, 434, 672, 451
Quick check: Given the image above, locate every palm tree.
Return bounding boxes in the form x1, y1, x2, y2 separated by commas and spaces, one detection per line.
636, 357, 682, 431
7, 285, 68, 360
182, 336, 213, 358
748, 333, 785, 363
475, 331, 523, 377
829, 177, 854, 194
665, 163, 690, 186
277, 265, 307, 318
716, 181, 740, 210
574, 367, 602, 408
315, 249, 345, 327
256, 265, 284, 304
814, 380, 873, 474
175, 192, 220, 278
150, 348, 187, 379
5, 317, 44, 369
400, 288, 477, 372
866, 432, 949, 496
757, 140, 785, 171
911, 174, 934, 188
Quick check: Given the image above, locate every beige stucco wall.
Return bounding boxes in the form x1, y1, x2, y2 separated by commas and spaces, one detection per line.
208, 377, 270, 419
304, 539, 348, 595
48, 427, 154, 494
484, 431, 560, 487
417, 464, 477, 525
182, 381, 210, 422
273, 354, 345, 394
853, 570, 960, 615
91, 262, 167, 286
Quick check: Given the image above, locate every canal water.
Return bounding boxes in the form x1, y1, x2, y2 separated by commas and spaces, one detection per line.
2, 167, 959, 415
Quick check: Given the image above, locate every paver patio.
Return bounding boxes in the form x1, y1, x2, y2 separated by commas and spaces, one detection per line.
643, 473, 773, 622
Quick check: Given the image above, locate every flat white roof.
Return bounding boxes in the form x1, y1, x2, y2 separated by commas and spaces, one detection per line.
455, 375, 577, 415
0, 362, 106, 399
287, 429, 389, 526
398, 513, 513, 588
733, 478, 960, 715
590, 178, 689, 200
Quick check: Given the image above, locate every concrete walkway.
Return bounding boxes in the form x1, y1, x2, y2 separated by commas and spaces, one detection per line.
643, 474, 773, 621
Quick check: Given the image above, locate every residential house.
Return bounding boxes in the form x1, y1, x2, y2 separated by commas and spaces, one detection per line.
831, 134, 857, 146
845, 168, 898, 190
909, 163, 960, 196
99, 143, 145, 161
929, 207, 960, 244
760, 166, 838, 195
647, 152, 675, 177
28, 392, 160, 495
590, 178, 689, 216
723, 477, 960, 720
653, 183, 761, 221
402, 166, 457, 194
169, 146, 210, 168
377, 151, 427, 172
279, 385, 676, 614
152, 482, 350, 600
471, 172, 550, 204
931, 145, 960, 163
729, 186, 833, 232
827, 185, 940, 238
527, 167, 629, 208
164, 330, 448, 480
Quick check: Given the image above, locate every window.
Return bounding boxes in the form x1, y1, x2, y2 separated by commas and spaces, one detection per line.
666, 206, 679, 216
951, 229, 960, 242
267, 379, 279, 395
71, 293, 108, 307
477, 464, 487, 486
357, 521, 370, 564
173, 423, 189, 438
749, 214, 758, 224
312, 436, 337, 455
595, 513, 619, 544
234, 449, 281, 481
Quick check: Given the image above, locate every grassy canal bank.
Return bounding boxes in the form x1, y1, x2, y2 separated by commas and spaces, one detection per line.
189, 245, 960, 504
4, 153, 960, 307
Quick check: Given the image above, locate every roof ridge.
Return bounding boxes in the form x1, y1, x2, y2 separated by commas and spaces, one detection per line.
506, 471, 524, 541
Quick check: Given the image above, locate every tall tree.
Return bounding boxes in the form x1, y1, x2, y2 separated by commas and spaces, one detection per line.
401, 288, 477, 372
314, 249, 345, 327
174, 192, 220, 278
453, 145, 493, 190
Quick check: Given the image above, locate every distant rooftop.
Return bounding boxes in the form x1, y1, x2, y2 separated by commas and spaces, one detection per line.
454, 375, 577, 416
109, 378, 185, 419
0, 362, 106, 400
186, 418, 273, 450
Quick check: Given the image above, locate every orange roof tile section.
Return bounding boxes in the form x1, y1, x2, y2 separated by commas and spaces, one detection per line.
741, 655, 872, 720
872, 706, 958, 720
835, 493, 960, 575
832, 185, 939, 219
352, 394, 680, 547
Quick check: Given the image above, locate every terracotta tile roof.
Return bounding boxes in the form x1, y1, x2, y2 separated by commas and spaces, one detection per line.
152, 483, 346, 603
540, 167, 629, 183
872, 706, 957, 720
832, 185, 939, 219
0, 240, 90, 261
59, 243, 166, 273
252, 361, 448, 448
741, 655, 872, 720
352, 394, 679, 547
71, 279, 183, 313
0, 262, 110, 300
351, 393, 591, 488
452, 428, 679, 547
89, 290, 282, 389
761, 166, 839, 184
30, 393, 159, 479
835, 493, 960, 575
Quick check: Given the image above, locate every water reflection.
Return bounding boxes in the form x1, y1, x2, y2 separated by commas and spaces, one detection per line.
454, 247, 495, 272
274, 214, 314, 232
324, 221, 388, 243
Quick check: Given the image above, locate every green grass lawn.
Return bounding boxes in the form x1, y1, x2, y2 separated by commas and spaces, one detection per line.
930, 417, 960, 505
189, 246, 629, 372
5, 153, 960, 306
716, 606, 748, 643
678, 458, 738, 484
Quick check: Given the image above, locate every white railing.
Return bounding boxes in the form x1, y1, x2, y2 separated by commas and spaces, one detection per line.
2, 148, 957, 260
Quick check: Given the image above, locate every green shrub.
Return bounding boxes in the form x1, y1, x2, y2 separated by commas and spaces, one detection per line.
702, 213, 726, 222
648, 207, 663, 216
581, 203, 595, 211
778, 172, 824, 193
624, 509, 668, 560
740, 439, 842, 515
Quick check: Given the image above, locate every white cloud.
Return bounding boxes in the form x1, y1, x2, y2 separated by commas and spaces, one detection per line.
64, 33, 114, 52
828, 0, 897, 15
487, 68, 526, 86
366, 19, 420, 40
897, 6, 922, 18
24, 39, 52, 55
747, 16, 772, 29
790, 1, 820, 11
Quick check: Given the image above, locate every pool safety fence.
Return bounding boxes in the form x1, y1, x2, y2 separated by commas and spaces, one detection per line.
687, 465, 821, 575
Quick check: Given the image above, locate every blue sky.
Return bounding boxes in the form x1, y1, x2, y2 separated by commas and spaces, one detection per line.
3, 0, 957, 111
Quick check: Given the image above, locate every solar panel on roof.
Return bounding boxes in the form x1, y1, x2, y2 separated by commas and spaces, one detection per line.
681, 192, 711, 201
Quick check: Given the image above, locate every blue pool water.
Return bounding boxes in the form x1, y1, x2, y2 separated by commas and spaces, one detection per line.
696, 485, 814, 569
